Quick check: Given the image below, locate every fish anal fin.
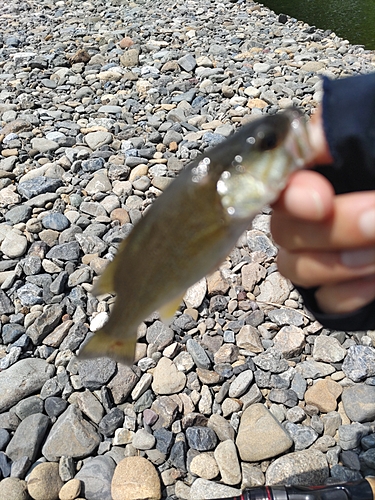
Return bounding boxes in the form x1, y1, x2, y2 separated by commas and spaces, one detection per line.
159, 293, 185, 324
79, 328, 136, 365
92, 259, 117, 296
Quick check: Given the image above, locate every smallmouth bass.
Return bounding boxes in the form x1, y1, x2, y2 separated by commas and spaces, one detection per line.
80, 108, 312, 364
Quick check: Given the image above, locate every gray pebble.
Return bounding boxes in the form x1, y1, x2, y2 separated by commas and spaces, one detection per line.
42, 213, 70, 231
75, 455, 116, 500
14, 396, 44, 420
2, 324, 25, 344
189, 478, 241, 499
338, 423, 369, 450
42, 405, 100, 461
17, 283, 43, 306
17, 177, 63, 199
0, 359, 55, 412
284, 422, 318, 450
342, 345, 375, 382
98, 408, 124, 437
77, 358, 117, 390
266, 449, 329, 485
46, 241, 80, 261
0, 429, 10, 451
132, 429, 156, 450
5, 205, 32, 224
341, 384, 375, 422
186, 426, 218, 451
186, 339, 212, 370
6, 413, 49, 462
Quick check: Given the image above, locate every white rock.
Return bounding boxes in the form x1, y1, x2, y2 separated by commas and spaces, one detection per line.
90, 312, 109, 332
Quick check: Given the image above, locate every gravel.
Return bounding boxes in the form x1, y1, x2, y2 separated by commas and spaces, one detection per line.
1, 0, 375, 498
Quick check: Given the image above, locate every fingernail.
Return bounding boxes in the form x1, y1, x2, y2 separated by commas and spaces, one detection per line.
359, 208, 375, 239
341, 248, 375, 268
284, 186, 325, 220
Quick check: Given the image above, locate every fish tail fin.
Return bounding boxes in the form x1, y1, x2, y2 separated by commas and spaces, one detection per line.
79, 328, 137, 365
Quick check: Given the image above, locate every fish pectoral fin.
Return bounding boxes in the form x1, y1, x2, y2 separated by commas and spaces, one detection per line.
79, 328, 137, 365
159, 293, 185, 324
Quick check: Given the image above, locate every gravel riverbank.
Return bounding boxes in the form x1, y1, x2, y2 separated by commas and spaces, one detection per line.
1, 0, 375, 499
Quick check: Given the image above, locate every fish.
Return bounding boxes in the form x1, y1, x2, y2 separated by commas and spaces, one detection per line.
79, 107, 313, 364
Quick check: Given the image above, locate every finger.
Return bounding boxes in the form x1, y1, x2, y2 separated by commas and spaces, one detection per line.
315, 274, 375, 314
277, 247, 375, 288
273, 170, 335, 221
272, 191, 375, 251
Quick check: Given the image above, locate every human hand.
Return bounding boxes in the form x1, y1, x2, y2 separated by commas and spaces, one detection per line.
271, 109, 375, 316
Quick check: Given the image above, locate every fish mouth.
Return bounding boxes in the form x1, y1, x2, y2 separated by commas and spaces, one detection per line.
216, 108, 313, 219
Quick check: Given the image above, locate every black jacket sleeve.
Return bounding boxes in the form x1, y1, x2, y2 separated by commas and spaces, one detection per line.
296, 73, 375, 331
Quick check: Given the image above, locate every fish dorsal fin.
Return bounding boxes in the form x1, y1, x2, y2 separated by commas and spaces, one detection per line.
159, 293, 185, 324
79, 328, 137, 365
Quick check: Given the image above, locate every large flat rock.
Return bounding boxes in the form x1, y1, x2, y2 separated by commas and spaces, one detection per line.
0, 358, 55, 412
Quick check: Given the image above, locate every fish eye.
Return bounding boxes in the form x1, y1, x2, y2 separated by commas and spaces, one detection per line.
257, 129, 279, 151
